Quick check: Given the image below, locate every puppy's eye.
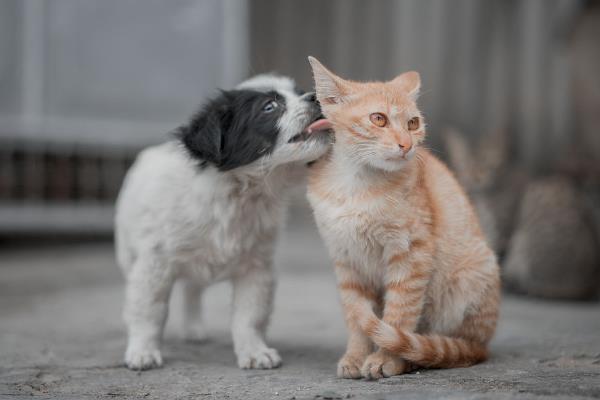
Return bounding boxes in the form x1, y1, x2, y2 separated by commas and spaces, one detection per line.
262, 100, 279, 113
369, 113, 387, 127
408, 117, 420, 131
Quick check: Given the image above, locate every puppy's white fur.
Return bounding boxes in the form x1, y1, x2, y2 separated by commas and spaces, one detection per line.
115, 75, 329, 370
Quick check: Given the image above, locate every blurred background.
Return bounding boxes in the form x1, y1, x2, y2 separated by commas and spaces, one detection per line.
1, 0, 599, 300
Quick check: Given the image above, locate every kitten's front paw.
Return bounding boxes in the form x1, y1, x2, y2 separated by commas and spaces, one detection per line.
125, 345, 163, 370
237, 346, 282, 369
337, 353, 368, 379
361, 351, 407, 380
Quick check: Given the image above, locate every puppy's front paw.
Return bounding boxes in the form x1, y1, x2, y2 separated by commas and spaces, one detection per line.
361, 350, 407, 380
125, 345, 163, 370
337, 353, 368, 379
237, 346, 281, 369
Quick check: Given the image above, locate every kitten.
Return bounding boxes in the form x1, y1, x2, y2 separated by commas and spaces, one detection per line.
306, 57, 500, 380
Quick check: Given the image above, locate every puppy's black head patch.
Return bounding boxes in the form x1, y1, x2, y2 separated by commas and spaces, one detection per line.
178, 89, 286, 171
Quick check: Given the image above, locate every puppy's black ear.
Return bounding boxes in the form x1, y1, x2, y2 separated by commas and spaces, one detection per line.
179, 89, 280, 171
179, 92, 232, 167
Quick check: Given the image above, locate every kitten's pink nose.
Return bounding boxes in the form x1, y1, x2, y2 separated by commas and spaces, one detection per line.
397, 135, 413, 153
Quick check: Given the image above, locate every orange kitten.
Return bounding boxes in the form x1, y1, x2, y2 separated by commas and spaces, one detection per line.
306, 57, 500, 380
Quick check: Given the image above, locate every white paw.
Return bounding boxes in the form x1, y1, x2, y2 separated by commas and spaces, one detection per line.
125, 345, 163, 370
237, 346, 282, 369
183, 322, 209, 342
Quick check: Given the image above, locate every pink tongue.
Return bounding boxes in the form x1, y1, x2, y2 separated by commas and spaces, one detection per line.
305, 119, 333, 133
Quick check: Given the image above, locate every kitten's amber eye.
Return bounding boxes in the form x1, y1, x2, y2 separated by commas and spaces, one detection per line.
408, 117, 420, 131
369, 113, 387, 127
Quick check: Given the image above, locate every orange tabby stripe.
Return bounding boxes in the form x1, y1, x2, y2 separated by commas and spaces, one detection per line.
384, 295, 422, 310
384, 314, 419, 327
384, 300, 420, 317
384, 299, 421, 314
410, 238, 428, 251
388, 252, 409, 265
382, 223, 403, 231
363, 314, 380, 338
338, 281, 378, 302
384, 283, 424, 297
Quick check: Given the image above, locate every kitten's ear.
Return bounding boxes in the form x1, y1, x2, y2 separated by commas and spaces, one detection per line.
308, 56, 353, 104
392, 71, 421, 99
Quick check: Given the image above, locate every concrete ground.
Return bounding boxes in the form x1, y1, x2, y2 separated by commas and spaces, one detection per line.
1, 216, 600, 400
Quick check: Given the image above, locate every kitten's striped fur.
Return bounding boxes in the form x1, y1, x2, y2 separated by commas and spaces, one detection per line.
307, 57, 500, 379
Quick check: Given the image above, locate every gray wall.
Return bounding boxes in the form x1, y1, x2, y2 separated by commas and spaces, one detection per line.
0, 0, 592, 233
0, 0, 247, 147
0, 0, 22, 117
250, 0, 582, 169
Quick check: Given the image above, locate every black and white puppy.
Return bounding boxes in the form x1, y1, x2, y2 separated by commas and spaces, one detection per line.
115, 74, 331, 370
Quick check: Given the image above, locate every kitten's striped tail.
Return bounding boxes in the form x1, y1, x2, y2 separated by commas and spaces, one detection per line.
361, 314, 488, 368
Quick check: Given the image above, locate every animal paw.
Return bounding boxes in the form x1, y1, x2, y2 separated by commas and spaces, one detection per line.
237, 346, 282, 369
337, 353, 368, 379
361, 351, 407, 380
125, 345, 163, 370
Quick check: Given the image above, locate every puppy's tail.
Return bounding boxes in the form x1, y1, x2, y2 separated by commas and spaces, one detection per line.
360, 314, 488, 368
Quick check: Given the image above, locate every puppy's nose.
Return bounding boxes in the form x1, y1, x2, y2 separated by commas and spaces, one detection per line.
302, 92, 317, 103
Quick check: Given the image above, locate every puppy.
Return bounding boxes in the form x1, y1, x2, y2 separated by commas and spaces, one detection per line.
115, 74, 331, 370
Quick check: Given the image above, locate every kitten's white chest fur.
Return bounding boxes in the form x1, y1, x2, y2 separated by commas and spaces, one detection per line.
309, 188, 414, 288
307, 152, 417, 286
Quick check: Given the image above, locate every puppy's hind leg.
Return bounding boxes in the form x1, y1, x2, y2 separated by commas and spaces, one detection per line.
231, 261, 281, 369
123, 256, 175, 370
182, 280, 208, 342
